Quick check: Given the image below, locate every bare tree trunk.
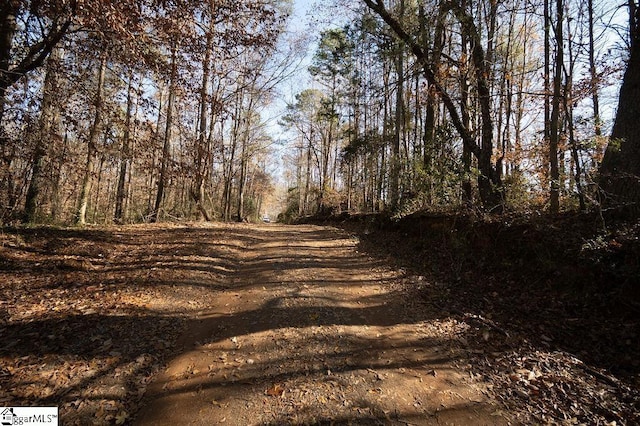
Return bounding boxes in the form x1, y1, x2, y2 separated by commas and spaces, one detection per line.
565, 90, 586, 211
599, 0, 640, 208
0, 3, 19, 217
304, 134, 312, 215
451, 2, 502, 211
193, 29, 213, 221
24, 46, 64, 223
223, 88, 243, 221
389, 0, 405, 211
497, 4, 517, 178
460, 3, 473, 206
587, 0, 602, 137
564, 10, 586, 211
92, 139, 107, 223
114, 72, 134, 223
549, 0, 563, 213
543, 0, 552, 204
236, 128, 249, 222
296, 140, 304, 216
151, 45, 178, 223
76, 52, 107, 225
390, 51, 403, 210
422, 8, 443, 204
50, 132, 67, 221
147, 87, 164, 215
236, 83, 259, 222
381, 59, 391, 210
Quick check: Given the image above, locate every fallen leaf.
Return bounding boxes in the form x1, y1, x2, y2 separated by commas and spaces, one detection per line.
266, 384, 284, 397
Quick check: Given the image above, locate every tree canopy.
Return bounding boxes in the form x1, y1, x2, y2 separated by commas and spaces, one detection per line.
0, 0, 636, 224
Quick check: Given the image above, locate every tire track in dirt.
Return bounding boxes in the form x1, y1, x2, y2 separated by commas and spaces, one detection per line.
134, 224, 508, 425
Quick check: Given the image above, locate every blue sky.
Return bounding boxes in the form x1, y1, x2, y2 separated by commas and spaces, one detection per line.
261, 0, 318, 188
292, 0, 316, 28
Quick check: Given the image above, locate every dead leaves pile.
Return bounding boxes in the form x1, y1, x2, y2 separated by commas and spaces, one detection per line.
470, 343, 640, 425
403, 277, 640, 425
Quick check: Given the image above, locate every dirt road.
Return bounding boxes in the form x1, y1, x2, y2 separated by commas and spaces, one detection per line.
134, 224, 505, 425
3, 221, 637, 424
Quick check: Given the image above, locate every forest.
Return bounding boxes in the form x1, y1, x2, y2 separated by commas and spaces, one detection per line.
1, 0, 640, 424
0, 0, 638, 224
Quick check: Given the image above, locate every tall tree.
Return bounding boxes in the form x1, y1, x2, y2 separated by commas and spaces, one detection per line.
587, 0, 602, 137
193, 29, 214, 222
390, 0, 405, 210
549, 0, 564, 213
363, 0, 504, 212
281, 89, 325, 216
76, 50, 107, 225
23, 46, 65, 223
114, 71, 135, 223
0, 2, 75, 214
309, 27, 354, 212
151, 44, 178, 223
599, 0, 640, 207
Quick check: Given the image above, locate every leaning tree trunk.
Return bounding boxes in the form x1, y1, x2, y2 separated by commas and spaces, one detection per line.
363, 0, 504, 212
451, 2, 503, 212
0, 4, 72, 219
599, 1, 640, 208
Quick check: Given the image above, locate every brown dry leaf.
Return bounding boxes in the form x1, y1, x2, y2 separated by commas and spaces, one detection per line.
266, 384, 285, 397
